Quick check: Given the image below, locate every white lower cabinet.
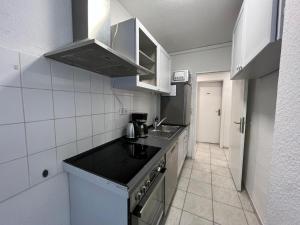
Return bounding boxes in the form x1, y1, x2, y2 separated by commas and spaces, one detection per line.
177, 128, 188, 177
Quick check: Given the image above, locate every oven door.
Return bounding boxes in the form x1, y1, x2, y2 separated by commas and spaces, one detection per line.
131, 172, 165, 225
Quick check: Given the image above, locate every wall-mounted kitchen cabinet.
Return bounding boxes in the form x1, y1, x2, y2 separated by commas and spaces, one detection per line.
231, 5, 245, 77
231, 0, 285, 80
157, 46, 171, 93
111, 18, 171, 93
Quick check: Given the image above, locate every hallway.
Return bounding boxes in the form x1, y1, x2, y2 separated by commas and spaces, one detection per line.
164, 143, 261, 225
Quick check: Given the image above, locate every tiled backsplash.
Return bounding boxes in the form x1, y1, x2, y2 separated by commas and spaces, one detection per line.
0, 46, 158, 203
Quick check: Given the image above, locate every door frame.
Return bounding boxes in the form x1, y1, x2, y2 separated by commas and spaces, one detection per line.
195, 72, 232, 151
196, 81, 223, 144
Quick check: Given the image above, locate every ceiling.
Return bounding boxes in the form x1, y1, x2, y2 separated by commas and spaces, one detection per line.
118, 0, 243, 53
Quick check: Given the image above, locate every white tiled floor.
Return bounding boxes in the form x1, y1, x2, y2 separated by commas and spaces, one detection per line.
164, 143, 261, 225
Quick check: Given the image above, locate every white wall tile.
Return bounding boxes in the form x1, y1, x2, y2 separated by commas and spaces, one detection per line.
76, 116, 92, 140
123, 95, 132, 111
28, 149, 57, 186
0, 158, 29, 202
91, 73, 103, 93
0, 174, 70, 225
0, 87, 24, 124
23, 89, 54, 122
74, 68, 91, 92
0, 47, 20, 87
114, 129, 123, 139
75, 92, 91, 116
25, 120, 56, 155
105, 131, 115, 142
114, 95, 122, 113
114, 113, 127, 129
103, 76, 113, 94
20, 54, 51, 89
121, 114, 130, 128
92, 114, 105, 135
114, 113, 120, 129
57, 142, 77, 172
93, 133, 105, 147
104, 113, 115, 132
53, 91, 75, 118
55, 118, 76, 146
51, 62, 74, 91
77, 137, 93, 154
0, 123, 27, 164
91, 93, 104, 114
104, 94, 115, 113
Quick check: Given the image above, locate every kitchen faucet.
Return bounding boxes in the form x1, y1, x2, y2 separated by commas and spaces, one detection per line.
153, 117, 167, 131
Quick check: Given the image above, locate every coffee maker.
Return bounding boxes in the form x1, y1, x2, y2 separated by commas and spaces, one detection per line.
131, 113, 148, 138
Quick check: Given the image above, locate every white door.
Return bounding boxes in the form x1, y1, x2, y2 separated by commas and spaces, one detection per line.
197, 82, 222, 144
229, 80, 248, 191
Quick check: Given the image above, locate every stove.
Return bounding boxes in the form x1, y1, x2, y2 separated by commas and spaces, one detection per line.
64, 138, 161, 186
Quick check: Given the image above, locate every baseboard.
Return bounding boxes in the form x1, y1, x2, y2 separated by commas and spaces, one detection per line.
243, 187, 264, 225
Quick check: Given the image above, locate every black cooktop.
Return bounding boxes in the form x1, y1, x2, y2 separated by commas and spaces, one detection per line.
64, 138, 161, 186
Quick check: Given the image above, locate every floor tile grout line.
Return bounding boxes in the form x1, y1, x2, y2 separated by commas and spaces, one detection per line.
178, 155, 194, 225
181, 208, 214, 224
221, 144, 251, 225
176, 148, 204, 224
198, 144, 261, 225
222, 145, 251, 225
209, 144, 215, 224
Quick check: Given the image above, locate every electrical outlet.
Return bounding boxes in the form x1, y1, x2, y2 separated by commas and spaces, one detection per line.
119, 107, 129, 115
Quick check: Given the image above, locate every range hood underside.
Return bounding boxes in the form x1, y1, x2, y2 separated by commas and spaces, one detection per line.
45, 39, 153, 77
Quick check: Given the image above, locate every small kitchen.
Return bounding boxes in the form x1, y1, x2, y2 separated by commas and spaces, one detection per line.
1, 0, 298, 225
0, 0, 191, 224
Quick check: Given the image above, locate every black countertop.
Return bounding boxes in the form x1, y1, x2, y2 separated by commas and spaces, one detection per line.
63, 125, 188, 193
64, 139, 161, 186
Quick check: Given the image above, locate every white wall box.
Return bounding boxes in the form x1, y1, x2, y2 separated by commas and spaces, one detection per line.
112, 18, 171, 93
231, 0, 285, 80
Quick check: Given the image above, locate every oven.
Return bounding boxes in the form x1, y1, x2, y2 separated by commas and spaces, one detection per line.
130, 158, 166, 225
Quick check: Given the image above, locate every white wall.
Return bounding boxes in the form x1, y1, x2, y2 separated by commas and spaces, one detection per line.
196, 72, 232, 148
0, 1, 157, 225
171, 43, 232, 157
266, 0, 300, 224
243, 72, 278, 224
111, 0, 132, 25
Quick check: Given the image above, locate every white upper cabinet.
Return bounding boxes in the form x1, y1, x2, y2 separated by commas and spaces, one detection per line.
231, 0, 284, 79
111, 18, 171, 93
243, 0, 279, 66
231, 5, 245, 77
157, 46, 171, 93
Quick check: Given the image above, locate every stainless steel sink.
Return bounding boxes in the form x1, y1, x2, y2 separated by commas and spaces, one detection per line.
149, 125, 181, 139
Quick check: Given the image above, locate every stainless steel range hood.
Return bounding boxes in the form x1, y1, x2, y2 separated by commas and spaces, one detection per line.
44, 0, 150, 77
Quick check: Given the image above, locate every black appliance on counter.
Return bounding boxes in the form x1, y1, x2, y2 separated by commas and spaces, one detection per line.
132, 113, 148, 138
161, 70, 192, 126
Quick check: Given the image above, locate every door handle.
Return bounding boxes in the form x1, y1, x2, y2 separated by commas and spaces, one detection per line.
234, 119, 242, 133
216, 109, 221, 116
234, 118, 245, 133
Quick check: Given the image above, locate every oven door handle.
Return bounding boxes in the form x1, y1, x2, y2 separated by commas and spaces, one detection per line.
132, 169, 166, 218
